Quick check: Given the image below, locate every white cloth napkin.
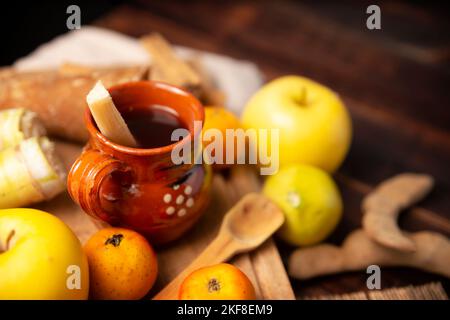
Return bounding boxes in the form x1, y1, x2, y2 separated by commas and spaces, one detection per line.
14, 26, 264, 115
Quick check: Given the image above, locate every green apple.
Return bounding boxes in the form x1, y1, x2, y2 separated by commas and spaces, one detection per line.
241, 75, 352, 173
0, 208, 89, 299
263, 164, 342, 246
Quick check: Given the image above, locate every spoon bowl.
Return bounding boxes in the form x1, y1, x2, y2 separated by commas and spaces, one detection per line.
224, 193, 285, 247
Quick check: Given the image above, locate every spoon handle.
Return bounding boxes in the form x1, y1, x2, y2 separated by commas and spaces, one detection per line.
153, 233, 237, 300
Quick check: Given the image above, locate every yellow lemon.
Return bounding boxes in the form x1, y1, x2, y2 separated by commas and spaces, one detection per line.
263, 164, 342, 246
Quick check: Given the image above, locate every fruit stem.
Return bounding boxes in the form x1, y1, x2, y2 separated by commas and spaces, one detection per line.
208, 278, 221, 293
295, 87, 308, 106
105, 234, 124, 247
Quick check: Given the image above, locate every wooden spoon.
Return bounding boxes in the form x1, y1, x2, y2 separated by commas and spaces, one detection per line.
153, 192, 285, 300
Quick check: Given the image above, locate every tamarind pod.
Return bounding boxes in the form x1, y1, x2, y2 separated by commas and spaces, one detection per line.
362, 173, 434, 252
288, 229, 450, 280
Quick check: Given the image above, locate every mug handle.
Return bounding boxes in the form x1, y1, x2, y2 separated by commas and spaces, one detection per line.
67, 148, 129, 224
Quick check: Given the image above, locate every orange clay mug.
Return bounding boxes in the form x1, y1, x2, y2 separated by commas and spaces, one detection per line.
68, 81, 211, 245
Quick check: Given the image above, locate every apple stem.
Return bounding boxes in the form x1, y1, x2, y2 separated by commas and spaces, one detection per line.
298, 87, 308, 105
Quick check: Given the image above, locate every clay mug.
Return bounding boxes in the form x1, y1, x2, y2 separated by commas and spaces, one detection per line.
68, 81, 211, 244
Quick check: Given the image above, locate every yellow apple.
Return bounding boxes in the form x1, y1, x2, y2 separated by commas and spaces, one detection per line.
0, 208, 89, 299
263, 164, 342, 246
241, 75, 352, 173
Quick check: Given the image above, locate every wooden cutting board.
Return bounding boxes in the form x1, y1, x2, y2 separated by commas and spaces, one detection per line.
35, 140, 295, 300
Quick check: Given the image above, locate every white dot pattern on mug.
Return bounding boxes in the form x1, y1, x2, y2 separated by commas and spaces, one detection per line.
163, 193, 172, 204
186, 198, 194, 208
184, 185, 192, 195
176, 195, 185, 205
164, 185, 195, 216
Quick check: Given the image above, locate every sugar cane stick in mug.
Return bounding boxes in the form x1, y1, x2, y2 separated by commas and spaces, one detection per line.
0, 108, 46, 151
0, 137, 66, 209
86, 81, 137, 148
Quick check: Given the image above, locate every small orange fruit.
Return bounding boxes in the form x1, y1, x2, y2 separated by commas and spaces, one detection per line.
179, 263, 256, 300
203, 106, 243, 170
84, 227, 158, 300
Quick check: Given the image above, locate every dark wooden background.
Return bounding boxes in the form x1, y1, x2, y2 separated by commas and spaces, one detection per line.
3, 0, 450, 299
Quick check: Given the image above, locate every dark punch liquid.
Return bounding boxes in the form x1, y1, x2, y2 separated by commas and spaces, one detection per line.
124, 104, 188, 149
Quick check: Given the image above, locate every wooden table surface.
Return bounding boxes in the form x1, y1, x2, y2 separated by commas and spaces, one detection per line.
91, 0, 450, 298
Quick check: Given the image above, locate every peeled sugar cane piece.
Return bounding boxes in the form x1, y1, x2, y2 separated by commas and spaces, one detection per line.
86, 81, 137, 147
0, 136, 66, 209
0, 108, 46, 150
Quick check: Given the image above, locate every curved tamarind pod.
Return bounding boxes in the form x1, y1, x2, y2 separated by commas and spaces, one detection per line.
288, 244, 345, 280
362, 173, 434, 252
363, 209, 417, 252
288, 229, 450, 280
